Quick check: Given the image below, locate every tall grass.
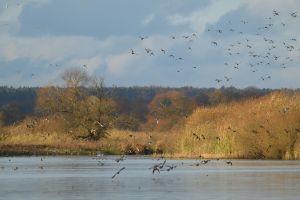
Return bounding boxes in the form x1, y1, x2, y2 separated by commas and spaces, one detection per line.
176, 91, 300, 159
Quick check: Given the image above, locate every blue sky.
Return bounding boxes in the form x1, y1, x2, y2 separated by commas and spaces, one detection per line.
0, 0, 300, 88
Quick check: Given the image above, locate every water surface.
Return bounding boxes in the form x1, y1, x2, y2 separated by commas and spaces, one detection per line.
0, 156, 299, 200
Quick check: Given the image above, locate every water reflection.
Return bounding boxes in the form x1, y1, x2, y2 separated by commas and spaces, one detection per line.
0, 156, 299, 200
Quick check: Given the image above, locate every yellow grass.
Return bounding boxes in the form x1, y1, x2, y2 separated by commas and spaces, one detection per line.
176, 91, 300, 159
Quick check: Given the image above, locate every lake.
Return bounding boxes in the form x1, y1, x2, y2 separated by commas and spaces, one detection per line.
0, 156, 300, 200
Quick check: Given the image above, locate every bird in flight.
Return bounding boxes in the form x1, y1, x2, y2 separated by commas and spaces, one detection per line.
226, 161, 233, 166
290, 12, 298, 18
215, 79, 222, 83
273, 10, 279, 16
152, 160, 166, 174
115, 155, 126, 162
201, 160, 210, 165
145, 48, 152, 54
211, 41, 218, 46
129, 48, 136, 55
111, 167, 126, 179
139, 36, 148, 40
233, 65, 239, 70
224, 76, 232, 82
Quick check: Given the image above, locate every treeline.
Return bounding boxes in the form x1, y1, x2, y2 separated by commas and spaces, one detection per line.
0, 86, 36, 126
0, 85, 275, 129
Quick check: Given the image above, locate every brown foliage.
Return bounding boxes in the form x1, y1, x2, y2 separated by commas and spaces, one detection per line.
144, 90, 197, 131
35, 68, 117, 140
178, 91, 300, 159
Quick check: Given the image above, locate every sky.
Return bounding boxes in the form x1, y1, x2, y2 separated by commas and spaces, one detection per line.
0, 0, 300, 88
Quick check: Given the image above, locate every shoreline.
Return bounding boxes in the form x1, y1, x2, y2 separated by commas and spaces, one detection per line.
1, 144, 299, 160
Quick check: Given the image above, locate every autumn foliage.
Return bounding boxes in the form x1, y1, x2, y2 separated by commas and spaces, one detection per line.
0, 70, 300, 159
143, 90, 197, 131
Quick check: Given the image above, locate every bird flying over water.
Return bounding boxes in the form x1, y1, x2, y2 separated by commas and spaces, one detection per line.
111, 167, 126, 179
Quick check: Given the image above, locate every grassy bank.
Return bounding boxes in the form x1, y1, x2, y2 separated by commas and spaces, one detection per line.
176, 91, 300, 159
0, 91, 300, 159
0, 129, 166, 156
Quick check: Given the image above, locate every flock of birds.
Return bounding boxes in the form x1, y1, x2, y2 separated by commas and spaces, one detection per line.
95, 155, 234, 179
128, 9, 300, 85
1, 1, 299, 87
0, 155, 234, 179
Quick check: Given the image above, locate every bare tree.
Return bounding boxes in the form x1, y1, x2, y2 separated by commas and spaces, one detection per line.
62, 67, 89, 87
34, 68, 117, 140
90, 76, 105, 100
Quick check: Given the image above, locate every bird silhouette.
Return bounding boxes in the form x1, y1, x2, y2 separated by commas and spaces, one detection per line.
290, 12, 297, 18
139, 36, 148, 40
152, 160, 166, 174
211, 41, 218, 46
129, 48, 136, 55
224, 76, 232, 82
226, 161, 233, 166
201, 160, 210, 164
115, 155, 125, 163
193, 133, 201, 141
215, 79, 222, 83
273, 10, 279, 16
111, 167, 126, 179
145, 48, 152, 54
165, 164, 177, 171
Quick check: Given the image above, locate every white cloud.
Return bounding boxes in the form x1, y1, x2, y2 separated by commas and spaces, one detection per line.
142, 13, 155, 26
139, 34, 179, 51
0, 35, 115, 62
273, 65, 300, 88
0, 0, 49, 34
106, 52, 140, 76
66, 56, 102, 75
168, 0, 246, 33
246, 0, 298, 14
